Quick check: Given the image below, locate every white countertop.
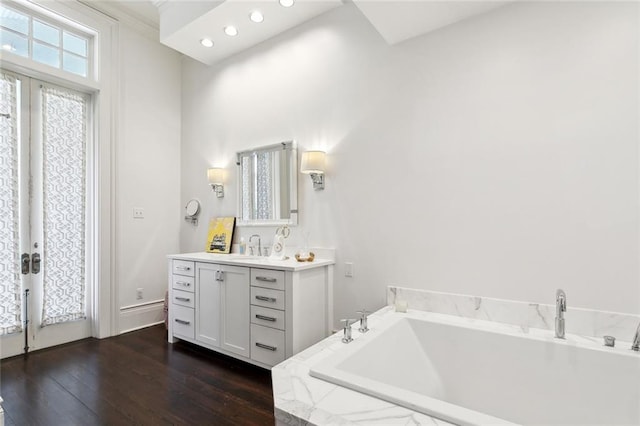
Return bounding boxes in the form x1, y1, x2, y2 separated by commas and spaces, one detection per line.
167, 251, 334, 272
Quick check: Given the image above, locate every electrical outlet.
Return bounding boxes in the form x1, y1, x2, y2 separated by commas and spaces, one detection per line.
345, 262, 354, 277
133, 208, 144, 219
136, 288, 143, 300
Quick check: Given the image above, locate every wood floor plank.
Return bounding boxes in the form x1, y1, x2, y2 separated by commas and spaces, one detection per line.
0, 325, 275, 425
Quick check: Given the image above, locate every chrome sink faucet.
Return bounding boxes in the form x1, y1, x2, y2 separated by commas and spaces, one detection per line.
555, 289, 567, 339
632, 322, 640, 351
249, 234, 261, 256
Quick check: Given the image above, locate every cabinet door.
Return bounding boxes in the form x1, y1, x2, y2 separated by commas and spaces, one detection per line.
220, 265, 250, 357
195, 263, 222, 347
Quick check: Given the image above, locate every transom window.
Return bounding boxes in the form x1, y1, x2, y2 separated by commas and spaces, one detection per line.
0, 3, 91, 78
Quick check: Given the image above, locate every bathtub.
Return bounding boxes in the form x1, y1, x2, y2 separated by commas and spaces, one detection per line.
309, 311, 640, 425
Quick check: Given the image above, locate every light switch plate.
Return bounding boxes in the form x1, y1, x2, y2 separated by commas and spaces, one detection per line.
345, 262, 354, 277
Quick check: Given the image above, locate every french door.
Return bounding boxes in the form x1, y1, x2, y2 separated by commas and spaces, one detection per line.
0, 69, 92, 358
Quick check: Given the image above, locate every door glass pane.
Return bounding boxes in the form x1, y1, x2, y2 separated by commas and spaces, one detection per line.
63, 31, 86, 57
0, 72, 22, 336
0, 28, 28, 57
62, 52, 87, 77
33, 20, 59, 47
41, 86, 87, 326
33, 41, 59, 68
0, 5, 29, 35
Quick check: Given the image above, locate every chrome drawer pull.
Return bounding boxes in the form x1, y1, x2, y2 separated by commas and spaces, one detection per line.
256, 276, 277, 283
255, 295, 277, 303
255, 342, 277, 351
255, 314, 277, 322
175, 266, 191, 271
176, 281, 191, 287
175, 297, 190, 302
175, 319, 190, 325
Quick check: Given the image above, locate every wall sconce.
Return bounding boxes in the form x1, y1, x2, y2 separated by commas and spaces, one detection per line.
300, 151, 326, 190
207, 168, 225, 198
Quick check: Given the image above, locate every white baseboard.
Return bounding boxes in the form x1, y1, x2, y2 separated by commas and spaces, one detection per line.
119, 299, 165, 334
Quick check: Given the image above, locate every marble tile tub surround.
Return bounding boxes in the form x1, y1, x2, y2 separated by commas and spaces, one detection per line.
388, 286, 640, 344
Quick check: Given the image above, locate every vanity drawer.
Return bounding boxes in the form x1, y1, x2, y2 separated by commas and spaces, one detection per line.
172, 274, 194, 292
251, 324, 285, 367
172, 289, 195, 308
250, 268, 285, 291
172, 305, 194, 339
172, 260, 195, 277
251, 287, 285, 311
251, 305, 285, 331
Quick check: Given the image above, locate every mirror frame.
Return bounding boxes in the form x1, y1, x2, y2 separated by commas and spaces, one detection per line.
236, 141, 298, 227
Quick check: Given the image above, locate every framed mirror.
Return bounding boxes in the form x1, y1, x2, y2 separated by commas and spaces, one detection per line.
236, 141, 298, 226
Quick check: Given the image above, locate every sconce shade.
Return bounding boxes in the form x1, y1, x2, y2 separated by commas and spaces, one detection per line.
207, 167, 224, 184
207, 167, 225, 198
300, 151, 326, 174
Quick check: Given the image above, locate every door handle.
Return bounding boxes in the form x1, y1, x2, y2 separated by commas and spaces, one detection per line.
31, 253, 41, 274
21, 253, 30, 275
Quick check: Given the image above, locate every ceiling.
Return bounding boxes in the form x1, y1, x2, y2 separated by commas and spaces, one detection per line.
351, 1, 511, 45
157, 0, 343, 65
95, 0, 511, 65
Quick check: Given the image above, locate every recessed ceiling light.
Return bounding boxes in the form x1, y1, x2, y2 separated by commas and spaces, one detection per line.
200, 38, 214, 48
249, 11, 264, 23
279, 0, 294, 7
224, 26, 238, 36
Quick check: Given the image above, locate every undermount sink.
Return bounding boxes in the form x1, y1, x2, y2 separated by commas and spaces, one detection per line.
223, 254, 290, 262
225, 254, 263, 260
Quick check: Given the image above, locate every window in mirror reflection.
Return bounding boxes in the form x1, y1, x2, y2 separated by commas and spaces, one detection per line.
237, 142, 296, 225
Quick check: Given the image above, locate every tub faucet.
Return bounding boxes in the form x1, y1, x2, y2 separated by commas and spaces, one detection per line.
340, 319, 356, 343
357, 309, 370, 333
632, 322, 640, 351
555, 289, 566, 339
249, 234, 261, 256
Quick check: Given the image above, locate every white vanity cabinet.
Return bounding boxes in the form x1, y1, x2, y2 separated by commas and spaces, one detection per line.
195, 263, 251, 357
167, 252, 334, 369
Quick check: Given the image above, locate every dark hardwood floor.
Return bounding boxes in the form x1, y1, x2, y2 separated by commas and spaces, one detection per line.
0, 325, 275, 426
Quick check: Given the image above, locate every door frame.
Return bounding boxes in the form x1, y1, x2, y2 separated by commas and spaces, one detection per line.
0, 0, 119, 346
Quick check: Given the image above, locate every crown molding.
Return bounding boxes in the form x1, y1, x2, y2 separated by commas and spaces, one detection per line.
78, 0, 160, 41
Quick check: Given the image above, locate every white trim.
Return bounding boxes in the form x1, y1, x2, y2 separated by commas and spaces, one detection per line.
118, 300, 165, 334
121, 299, 165, 311
77, 1, 159, 42
102, 17, 119, 339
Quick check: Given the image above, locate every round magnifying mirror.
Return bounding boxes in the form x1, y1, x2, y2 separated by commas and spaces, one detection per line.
185, 199, 200, 218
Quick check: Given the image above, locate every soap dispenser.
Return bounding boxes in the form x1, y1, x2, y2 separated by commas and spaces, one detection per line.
270, 225, 290, 260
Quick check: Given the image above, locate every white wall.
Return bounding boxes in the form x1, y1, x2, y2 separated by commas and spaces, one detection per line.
117, 26, 182, 332
180, 1, 639, 327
